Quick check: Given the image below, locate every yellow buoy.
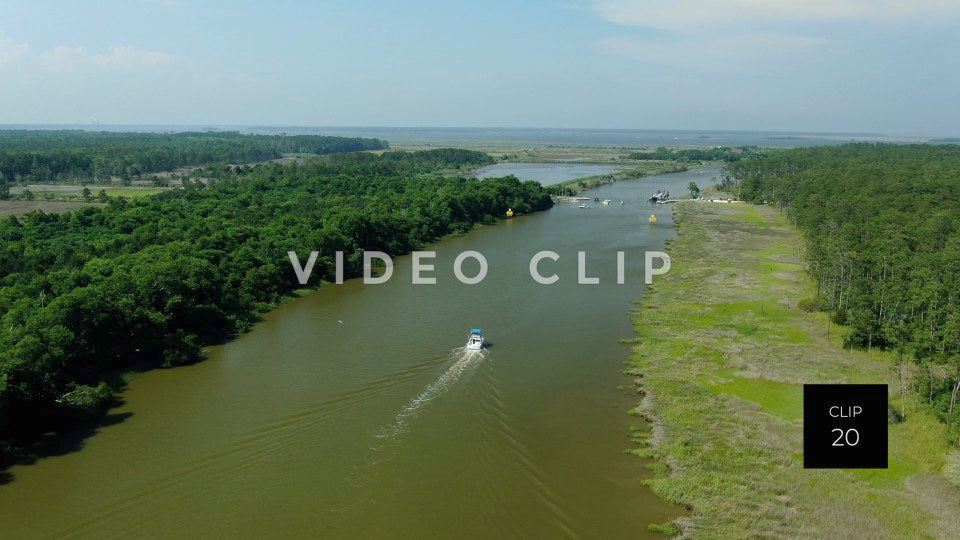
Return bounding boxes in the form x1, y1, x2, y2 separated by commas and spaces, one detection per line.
648, 214, 657, 223
506, 208, 514, 217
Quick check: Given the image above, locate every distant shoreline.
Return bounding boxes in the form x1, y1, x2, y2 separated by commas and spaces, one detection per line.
0, 125, 945, 148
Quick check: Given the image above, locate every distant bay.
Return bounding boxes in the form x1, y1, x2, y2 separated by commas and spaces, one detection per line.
0, 125, 936, 148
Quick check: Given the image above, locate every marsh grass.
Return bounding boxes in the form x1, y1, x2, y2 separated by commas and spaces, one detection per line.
630, 202, 960, 538
100, 187, 170, 197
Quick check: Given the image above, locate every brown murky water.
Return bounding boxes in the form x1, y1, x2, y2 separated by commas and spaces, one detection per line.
0, 166, 718, 538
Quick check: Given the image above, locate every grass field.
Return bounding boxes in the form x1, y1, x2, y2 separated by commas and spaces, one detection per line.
99, 187, 170, 197
10, 185, 173, 198
630, 202, 960, 538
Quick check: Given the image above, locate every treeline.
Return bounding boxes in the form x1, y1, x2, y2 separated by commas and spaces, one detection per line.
0, 148, 551, 460
199, 148, 494, 180
0, 130, 387, 184
321, 148, 494, 173
728, 143, 960, 421
629, 146, 774, 163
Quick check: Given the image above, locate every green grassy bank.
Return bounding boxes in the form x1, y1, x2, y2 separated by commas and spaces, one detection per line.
549, 162, 689, 195
629, 202, 960, 538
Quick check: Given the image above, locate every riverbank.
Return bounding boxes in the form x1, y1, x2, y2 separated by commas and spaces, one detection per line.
629, 202, 960, 537
0, 149, 552, 470
0, 166, 698, 538
548, 162, 689, 195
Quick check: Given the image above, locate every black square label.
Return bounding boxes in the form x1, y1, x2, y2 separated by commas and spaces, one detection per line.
803, 384, 888, 469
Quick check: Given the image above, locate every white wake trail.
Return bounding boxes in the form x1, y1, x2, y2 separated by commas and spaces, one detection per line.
377, 348, 486, 438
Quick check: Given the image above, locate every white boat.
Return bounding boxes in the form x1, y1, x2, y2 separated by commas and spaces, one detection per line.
601, 199, 611, 205
649, 190, 670, 202
466, 328, 485, 350
578, 204, 589, 209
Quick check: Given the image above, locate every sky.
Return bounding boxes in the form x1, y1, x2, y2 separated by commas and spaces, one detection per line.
0, 0, 958, 134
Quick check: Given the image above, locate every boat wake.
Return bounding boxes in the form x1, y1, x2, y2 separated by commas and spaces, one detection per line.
377, 347, 487, 438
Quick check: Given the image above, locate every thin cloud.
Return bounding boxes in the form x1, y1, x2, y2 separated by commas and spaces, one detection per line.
0, 32, 176, 72
32, 44, 176, 71
0, 35, 29, 64
40, 46, 88, 69
591, 0, 960, 29
588, 1, 878, 68
91, 46, 175, 68
598, 33, 827, 63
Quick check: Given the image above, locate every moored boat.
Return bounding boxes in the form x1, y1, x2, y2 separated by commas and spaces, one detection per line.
649, 189, 670, 202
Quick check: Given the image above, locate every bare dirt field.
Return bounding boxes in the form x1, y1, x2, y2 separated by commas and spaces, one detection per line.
0, 200, 105, 217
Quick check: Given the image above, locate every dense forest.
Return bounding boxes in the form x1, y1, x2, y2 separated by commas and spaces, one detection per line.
0, 146, 550, 461
199, 147, 494, 180
629, 146, 774, 163
727, 143, 960, 422
0, 130, 387, 185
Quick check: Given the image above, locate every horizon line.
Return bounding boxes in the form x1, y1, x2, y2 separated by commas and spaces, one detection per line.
0, 123, 954, 139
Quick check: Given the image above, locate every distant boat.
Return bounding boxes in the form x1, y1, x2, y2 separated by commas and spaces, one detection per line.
578, 204, 589, 209
466, 328, 485, 350
649, 189, 670, 202
602, 199, 611, 205
619, 200, 625, 205
506, 208, 514, 217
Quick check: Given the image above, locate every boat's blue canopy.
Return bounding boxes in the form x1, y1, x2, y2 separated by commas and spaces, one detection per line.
470, 328, 483, 334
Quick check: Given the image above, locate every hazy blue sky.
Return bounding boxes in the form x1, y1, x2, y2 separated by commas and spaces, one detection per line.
1, 0, 958, 134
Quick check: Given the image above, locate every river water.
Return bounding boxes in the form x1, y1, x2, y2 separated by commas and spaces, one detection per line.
0, 165, 720, 539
